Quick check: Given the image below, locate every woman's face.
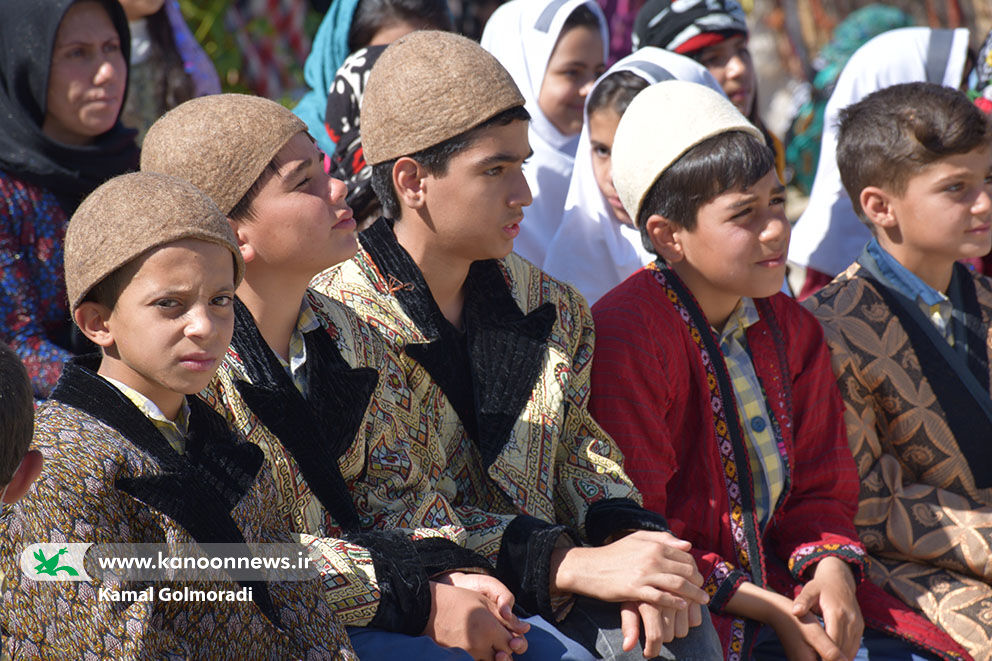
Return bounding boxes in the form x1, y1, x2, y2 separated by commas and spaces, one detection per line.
588, 106, 634, 226
43, 1, 126, 146
538, 25, 604, 136
693, 34, 756, 117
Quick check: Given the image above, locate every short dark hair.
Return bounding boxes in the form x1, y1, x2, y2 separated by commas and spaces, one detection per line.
0, 343, 33, 486
638, 130, 774, 251
82, 258, 143, 311
561, 4, 602, 35
586, 70, 650, 119
228, 155, 286, 223
371, 105, 531, 219
348, 0, 454, 52
837, 82, 992, 225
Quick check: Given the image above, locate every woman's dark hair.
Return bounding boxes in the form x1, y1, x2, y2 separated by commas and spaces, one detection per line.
371, 105, 530, 219
638, 130, 774, 251
348, 0, 453, 53
561, 4, 601, 35
587, 70, 649, 118
145, 9, 195, 114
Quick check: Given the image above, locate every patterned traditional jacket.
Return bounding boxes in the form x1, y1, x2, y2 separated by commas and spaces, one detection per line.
0, 358, 355, 660
202, 296, 490, 633
309, 218, 668, 621
806, 259, 992, 661
589, 264, 970, 660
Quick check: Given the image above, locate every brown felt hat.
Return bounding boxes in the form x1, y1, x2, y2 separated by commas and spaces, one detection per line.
361, 30, 525, 165
65, 172, 244, 312
140, 93, 307, 215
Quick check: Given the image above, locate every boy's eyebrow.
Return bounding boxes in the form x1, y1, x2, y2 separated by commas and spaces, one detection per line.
727, 184, 786, 208
280, 158, 314, 182
476, 149, 534, 168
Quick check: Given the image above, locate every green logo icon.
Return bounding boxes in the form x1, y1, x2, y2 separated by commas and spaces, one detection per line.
33, 547, 79, 578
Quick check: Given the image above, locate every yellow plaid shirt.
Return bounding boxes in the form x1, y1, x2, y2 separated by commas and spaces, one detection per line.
275, 302, 321, 395
102, 376, 190, 455
716, 298, 785, 530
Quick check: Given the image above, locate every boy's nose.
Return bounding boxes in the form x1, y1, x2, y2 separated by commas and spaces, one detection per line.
973, 188, 992, 216
327, 175, 347, 204
184, 305, 217, 338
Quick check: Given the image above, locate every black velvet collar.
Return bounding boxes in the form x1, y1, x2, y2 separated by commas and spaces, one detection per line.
359, 218, 556, 466
230, 297, 378, 530
50, 356, 280, 626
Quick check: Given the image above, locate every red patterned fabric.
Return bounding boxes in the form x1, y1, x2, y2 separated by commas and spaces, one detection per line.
589, 266, 970, 660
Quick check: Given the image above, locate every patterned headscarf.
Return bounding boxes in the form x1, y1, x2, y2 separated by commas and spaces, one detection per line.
325, 45, 386, 222
632, 0, 748, 54
970, 27, 992, 113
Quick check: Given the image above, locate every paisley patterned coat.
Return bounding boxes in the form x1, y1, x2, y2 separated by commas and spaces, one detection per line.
806, 261, 992, 661
0, 358, 355, 660
310, 219, 668, 621
202, 295, 490, 633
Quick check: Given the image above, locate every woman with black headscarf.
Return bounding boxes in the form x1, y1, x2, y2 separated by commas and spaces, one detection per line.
0, 0, 139, 398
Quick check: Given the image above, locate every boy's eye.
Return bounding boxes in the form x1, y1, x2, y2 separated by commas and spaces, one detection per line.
211, 295, 234, 307
592, 145, 610, 158
154, 298, 180, 309
484, 166, 503, 176
770, 195, 786, 207
945, 183, 964, 193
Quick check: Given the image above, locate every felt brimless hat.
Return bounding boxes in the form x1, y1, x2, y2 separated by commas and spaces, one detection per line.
65, 171, 244, 312
360, 30, 525, 165
141, 94, 307, 215
611, 80, 763, 225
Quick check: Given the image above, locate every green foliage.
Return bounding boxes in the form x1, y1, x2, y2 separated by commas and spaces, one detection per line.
177, 0, 249, 93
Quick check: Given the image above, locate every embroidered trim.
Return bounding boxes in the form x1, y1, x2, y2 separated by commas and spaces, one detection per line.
788, 542, 867, 582
647, 263, 764, 586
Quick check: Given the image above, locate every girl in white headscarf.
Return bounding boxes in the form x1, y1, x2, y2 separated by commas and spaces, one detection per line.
481, 0, 608, 267
543, 48, 724, 304
788, 26, 971, 299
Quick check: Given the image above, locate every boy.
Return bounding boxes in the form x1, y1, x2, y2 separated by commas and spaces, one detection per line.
805, 81, 992, 659
589, 80, 968, 660
311, 30, 721, 660
0, 343, 43, 655
0, 343, 42, 507
140, 93, 583, 661
0, 172, 355, 658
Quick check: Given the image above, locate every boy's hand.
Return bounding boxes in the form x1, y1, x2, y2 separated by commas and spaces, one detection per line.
767, 603, 841, 661
435, 571, 530, 637
791, 556, 863, 660
426, 580, 528, 660
551, 530, 709, 657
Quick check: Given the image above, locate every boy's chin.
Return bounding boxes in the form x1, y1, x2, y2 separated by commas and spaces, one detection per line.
746, 272, 788, 299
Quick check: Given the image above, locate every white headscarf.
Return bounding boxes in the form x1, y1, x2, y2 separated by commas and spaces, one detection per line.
789, 27, 970, 277
481, 0, 609, 267
543, 48, 724, 304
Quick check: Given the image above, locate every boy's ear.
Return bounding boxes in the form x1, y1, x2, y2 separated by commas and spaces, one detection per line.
73, 302, 115, 348
2, 449, 43, 504
394, 157, 426, 209
859, 186, 898, 230
228, 217, 256, 264
645, 213, 684, 263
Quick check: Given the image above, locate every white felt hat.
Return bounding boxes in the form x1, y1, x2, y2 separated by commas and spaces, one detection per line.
612, 80, 763, 226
